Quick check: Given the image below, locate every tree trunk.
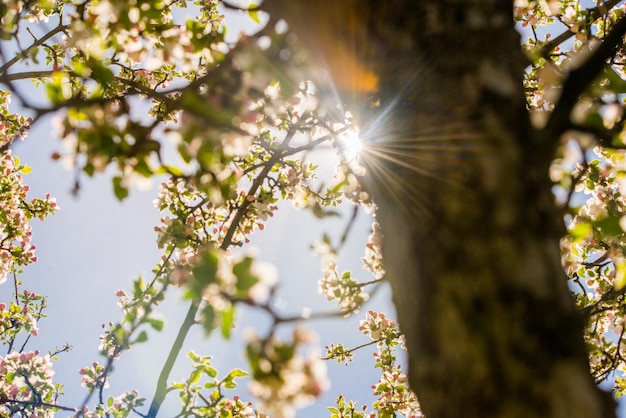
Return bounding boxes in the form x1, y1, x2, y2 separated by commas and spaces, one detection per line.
264, 0, 617, 416
361, 1, 616, 417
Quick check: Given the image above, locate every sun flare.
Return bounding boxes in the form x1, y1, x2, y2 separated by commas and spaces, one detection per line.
339, 128, 363, 161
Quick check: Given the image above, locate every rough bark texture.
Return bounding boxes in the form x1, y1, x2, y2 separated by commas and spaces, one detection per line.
364, 2, 618, 416
264, 0, 617, 416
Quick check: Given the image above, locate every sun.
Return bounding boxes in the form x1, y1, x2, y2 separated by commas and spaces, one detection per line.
339, 128, 363, 161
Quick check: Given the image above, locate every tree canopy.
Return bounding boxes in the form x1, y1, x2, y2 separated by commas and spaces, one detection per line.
1, 0, 626, 417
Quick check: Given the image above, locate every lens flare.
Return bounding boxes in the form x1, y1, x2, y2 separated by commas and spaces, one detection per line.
339, 128, 363, 161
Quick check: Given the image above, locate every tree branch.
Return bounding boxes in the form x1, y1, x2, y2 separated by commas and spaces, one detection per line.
221, 1, 262, 12
537, 0, 622, 60
321, 337, 386, 360
146, 300, 199, 418
146, 123, 303, 416
545, 12, 626, 144
0, 22, 68, 76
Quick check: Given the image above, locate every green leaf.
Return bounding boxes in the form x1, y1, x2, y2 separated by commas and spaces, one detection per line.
133, 158, 154, 178
202, 305, 215, 335
223, 368, 248, 389
147, 318, 164, 331
233, 256, 258, 296
226, 368, 248, 378
88, 57, 115, 88
187, 248, 220, 299
312, 204, 340, 219
112, 176, 129, 201
134, 330, 148, 343
569, 222, 592, 240
157, 164, 184, 176
594, 216, 622, 236
190, 369, 202, 383
584, 113, 604, 131
601, 67, 626, 94
220, 305, 235, 339
615, 259, 626, 290
83, 162, 95, 177
45, 71, 71, 104
224, 380, 237, 389
181, 91, 232, 125
203, 381, 218, 389
202, 363, 218, 378
248, 9, 260, 23
188, 351, 200, 362
134, 276, 145, 296
379, 409, 395, 418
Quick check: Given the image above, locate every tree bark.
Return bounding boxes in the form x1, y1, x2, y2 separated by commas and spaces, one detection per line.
361, 1, 616, 417
264, 0, 618, 416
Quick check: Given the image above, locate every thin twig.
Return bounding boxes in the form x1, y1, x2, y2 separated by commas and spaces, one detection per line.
0, 22, 68, 76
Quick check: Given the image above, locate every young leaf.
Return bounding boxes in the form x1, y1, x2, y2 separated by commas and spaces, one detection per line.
112, 176, 129, 201
202, 304, 216, 335
220, 305, 235, 339
134, 330, 149, 344
248, 3, 260, 22
147, 318, 164, 332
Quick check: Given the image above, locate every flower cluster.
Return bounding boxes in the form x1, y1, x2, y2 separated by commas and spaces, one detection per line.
515, 1, 593, 113
183, 246, 279, 332
153, 167, 279, 256
78, 389, 144, 418
314, 240, 370, 315
513, 1, 626, 396
170, 351, 257, 418
325, 311, 419, 417
370, 361, 421, 418
97, 278, 166, 361
101, 390, 144, 417
0, 290, 45, 345
0, 351, 57, 417
359, 311, 402, 345
558, 145, 626, 388
0, 151, 57, 284
324, 343, 355, 365
246, 326, 329, 418
318, 268, 369, 315
328, 395, 369, 418
0, 92, 32, 149
79, 361, 109, 393
362, 222, 384, 281
64, 0, 223, 71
